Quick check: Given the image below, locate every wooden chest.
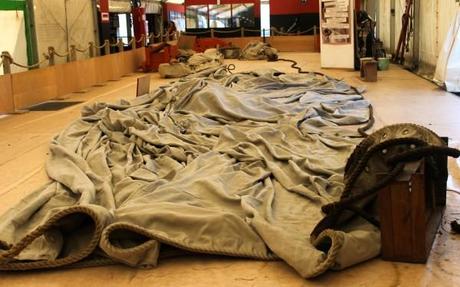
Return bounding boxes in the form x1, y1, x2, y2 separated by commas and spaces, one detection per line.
377, 155, 447, 263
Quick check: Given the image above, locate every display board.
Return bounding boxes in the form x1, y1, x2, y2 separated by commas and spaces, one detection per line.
320, 0, 354, 68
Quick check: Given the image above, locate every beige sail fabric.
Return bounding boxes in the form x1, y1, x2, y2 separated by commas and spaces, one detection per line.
0, 69, 378, 278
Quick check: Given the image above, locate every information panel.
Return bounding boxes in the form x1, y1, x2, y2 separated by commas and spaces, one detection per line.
320, 0, 354, 68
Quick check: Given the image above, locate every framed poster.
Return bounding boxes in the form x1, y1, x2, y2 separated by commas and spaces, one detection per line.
320, 0, 354, 68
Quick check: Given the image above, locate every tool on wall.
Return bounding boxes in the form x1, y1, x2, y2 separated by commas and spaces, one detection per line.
393, 0, 414, 64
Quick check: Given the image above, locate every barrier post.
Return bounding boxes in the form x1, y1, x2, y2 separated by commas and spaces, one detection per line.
104, 40, 110, 55
211, 29, 215, 38
89, 42, 95, 58
131, 37, 136, 50
1, 51, 12, 74
241, 27, 245, 37
48, 47, 55, 66
313, 25, 318, 51
70, 45, 77, 61
117, 39, 124, 52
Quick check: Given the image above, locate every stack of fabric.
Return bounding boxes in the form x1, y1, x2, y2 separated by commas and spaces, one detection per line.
0, 69, 381, 278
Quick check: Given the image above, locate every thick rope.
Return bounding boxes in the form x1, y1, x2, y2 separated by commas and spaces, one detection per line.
2, 54, 48, 69
95, 42, 108, 49
137, 35, 145, 43
276, 58, 325, 76
53, 50, 70, 58
75, 45, 90, 53
214, 29, 241, 34
0, 206, 104, 270
312, 135, 460, 238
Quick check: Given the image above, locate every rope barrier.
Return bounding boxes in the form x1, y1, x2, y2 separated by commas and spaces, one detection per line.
52, 50, 70, 58
271, 26, 316, 36
136, 35, 145, 43
95, 42, 107, 49
214, 29, 241, 34
244, 28, 261, 33
183, 30, 211, 35
2, 54, 48, 69
75, 45, 90, 53
12, 58, 48, 69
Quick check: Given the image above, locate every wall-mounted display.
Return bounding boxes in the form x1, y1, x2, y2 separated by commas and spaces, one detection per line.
320, 0, 351, 45
320, 0, 354, 68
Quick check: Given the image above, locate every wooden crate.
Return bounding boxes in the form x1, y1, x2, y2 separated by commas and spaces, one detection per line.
377, 156, 447, 263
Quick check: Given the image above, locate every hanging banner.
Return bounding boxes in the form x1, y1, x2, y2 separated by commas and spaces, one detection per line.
320, 0, 354, 68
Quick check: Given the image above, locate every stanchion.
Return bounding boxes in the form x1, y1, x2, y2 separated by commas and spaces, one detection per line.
1, 51, 11, 74
89, 42, 95, 58
241, 27, 245, 37
70, 45, 77, 62
104, 40, 110, 55
211, 29, 215, 38
130, 37, 136, 50
48, 47, 55, 66
117, 39, 124, 52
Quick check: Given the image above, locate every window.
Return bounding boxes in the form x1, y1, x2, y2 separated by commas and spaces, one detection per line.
185, 3, 256, 29
232, 4, 255, 27
186, 5, 208, 29
209, 5, 232, 28
169, 10, 185, 31
260, 1, 270, 36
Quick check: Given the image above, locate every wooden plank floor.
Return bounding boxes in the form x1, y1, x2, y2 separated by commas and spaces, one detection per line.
1, 53, 460, 287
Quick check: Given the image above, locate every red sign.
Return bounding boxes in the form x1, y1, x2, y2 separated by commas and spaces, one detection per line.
100, 0, 109, 23
101, 12, 109, 23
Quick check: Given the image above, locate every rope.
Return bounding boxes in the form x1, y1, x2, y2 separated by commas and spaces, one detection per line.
225, 64, 236, 74
75, 44, 90, 53
95, 42, 107, 49
311, 132, 460, 238
214, 29, 241, 34
1, 54, 48, 69
0, 206, 104, 270
271, 26, 315, 36
245, 28, 262, 33
276, 58, 325, 76
53, 50, 70, 58
137, 35, 145, 43
183, 30, 211, 35
297, 26, 315, 35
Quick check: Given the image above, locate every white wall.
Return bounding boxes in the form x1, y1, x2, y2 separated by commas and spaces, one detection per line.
0, 11, 28, 75
34, 0, 97, 66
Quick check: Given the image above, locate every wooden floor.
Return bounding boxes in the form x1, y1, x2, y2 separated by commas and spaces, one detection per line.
1, 53, 460, 286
